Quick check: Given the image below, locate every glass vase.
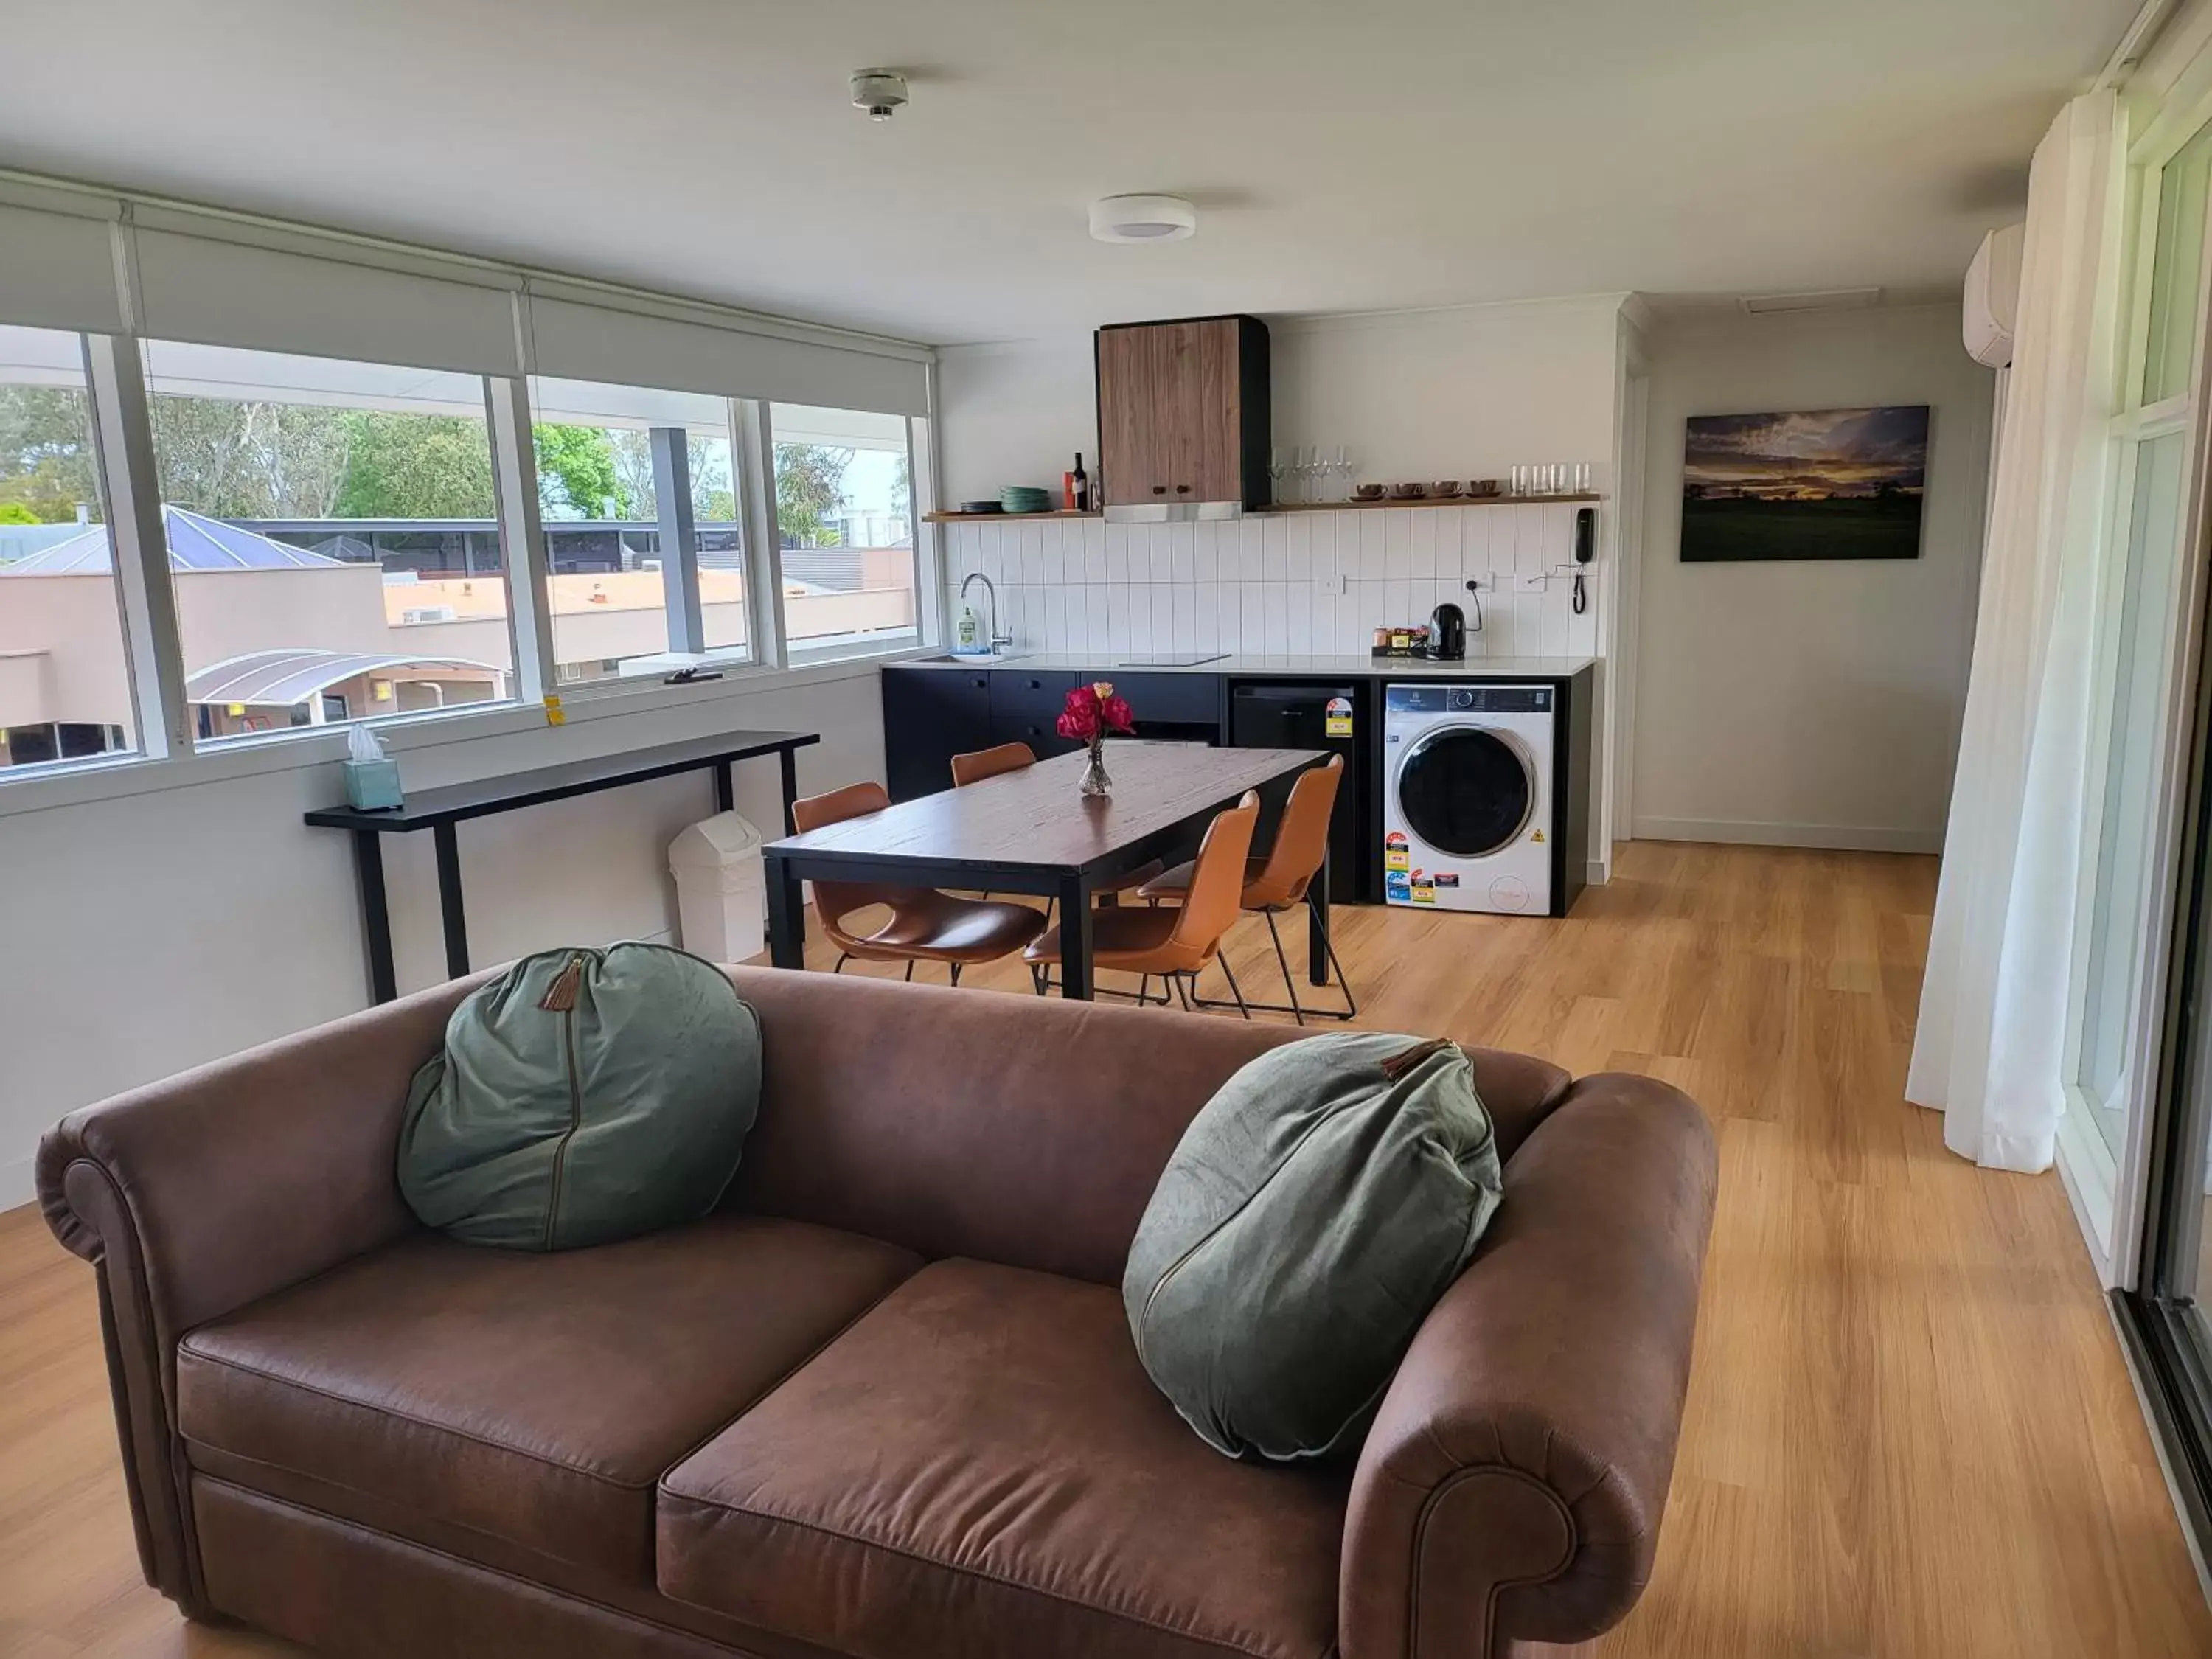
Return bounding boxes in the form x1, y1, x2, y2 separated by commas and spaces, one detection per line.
1079, 741, 1112, 798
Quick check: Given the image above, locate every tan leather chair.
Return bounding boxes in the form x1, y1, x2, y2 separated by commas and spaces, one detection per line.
791, 781, 1044, 984
1138, 754, 1357, 1024
1025, 791, 1261, 1015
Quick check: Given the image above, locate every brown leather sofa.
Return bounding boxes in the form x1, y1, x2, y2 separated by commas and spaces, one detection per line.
39, 966, 1717, 1659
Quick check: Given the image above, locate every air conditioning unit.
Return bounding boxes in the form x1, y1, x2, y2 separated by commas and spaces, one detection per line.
401, 605, 459, 624
1964, 224, 2025, 368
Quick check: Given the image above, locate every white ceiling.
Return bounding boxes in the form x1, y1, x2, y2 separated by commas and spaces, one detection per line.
1, 0, 2135, 346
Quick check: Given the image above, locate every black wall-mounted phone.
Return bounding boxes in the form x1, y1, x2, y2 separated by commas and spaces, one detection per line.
1572, 507, 1594, 616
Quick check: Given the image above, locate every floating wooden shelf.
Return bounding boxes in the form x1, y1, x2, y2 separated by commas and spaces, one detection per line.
1270, 493, 1601, 512
922, 509, 1102, 524
925, 495, 1599, 524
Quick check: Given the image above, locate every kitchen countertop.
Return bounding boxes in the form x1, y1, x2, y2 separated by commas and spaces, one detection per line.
900, 653, 1596, 679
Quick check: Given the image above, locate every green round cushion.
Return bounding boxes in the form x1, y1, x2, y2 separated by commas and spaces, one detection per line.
397, 942, 760, 1251
1123, 1032, 1503, 1461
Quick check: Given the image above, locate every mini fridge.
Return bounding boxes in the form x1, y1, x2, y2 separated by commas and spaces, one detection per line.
1228, 682, 1372, 903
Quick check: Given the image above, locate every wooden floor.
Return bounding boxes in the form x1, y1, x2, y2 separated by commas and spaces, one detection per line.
3, 841, 2209, 1657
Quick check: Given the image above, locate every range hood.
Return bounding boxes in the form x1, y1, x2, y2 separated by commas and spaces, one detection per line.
1103, 499, 1246, 524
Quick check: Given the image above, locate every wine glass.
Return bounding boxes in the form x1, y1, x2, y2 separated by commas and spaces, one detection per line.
1330, 445, 1353, 500
1298, 445, 1327, 504
1269, 447, 1291, 506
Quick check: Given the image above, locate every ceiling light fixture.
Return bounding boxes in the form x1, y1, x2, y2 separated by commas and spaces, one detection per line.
1090, 195, 1197, 243
851, 69, 908, 122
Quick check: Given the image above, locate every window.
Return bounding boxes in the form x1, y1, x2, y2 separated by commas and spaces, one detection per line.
770, 403, 917, 655
139, 339, 514, 743
2068, 114, 2212, 1161
528, 377, 748, 684
0, 324, 135, 771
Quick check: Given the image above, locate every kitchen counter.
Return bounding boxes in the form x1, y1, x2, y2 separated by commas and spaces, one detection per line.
902, 653, 1596, 679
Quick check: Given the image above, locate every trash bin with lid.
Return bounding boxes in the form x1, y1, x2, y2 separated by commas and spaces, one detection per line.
667, 811, 767, 964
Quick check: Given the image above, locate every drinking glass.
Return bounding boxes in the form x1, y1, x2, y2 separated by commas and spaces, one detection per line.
1270, 447, 1291, 504
1510, 464, 1526, 496
1574, 462, 1592, 494
1298, 446, 1327, 503
1331, 445, 1353, 500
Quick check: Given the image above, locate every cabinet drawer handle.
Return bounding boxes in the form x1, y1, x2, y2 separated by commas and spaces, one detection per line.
1175, 484, 1191, 494
1152, 485, 1167, 495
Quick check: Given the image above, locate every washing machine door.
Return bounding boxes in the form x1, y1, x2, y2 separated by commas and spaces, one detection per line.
1396, 726, 1534, 858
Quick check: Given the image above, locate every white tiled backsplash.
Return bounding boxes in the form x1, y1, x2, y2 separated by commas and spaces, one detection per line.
941, 503, 1597, 659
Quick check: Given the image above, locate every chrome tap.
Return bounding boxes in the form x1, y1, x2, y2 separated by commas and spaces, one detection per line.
959, 572, 1014, 653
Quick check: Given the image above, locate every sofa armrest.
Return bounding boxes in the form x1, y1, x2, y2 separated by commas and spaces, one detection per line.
1339, 1074, 1718, 1659
34, 974, 481, 1608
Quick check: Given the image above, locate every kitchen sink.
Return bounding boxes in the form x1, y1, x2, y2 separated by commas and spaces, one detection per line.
914, 652, 1027, 664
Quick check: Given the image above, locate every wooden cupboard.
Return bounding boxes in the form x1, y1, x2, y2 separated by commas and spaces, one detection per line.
1093, 315, 1270, 510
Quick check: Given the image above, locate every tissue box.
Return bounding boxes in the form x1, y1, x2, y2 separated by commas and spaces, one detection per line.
344, 757, 403, 811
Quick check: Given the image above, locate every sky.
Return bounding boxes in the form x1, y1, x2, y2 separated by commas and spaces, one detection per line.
1684, 406, 1929, 501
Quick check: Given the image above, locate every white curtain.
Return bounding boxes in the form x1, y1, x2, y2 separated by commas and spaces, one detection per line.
1907, 91, 2125, 1171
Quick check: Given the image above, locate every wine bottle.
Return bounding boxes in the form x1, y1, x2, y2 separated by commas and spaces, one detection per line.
1072, 451, 1090, 512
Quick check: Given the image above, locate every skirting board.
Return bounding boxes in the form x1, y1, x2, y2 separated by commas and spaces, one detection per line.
1632, 816, 1943, 855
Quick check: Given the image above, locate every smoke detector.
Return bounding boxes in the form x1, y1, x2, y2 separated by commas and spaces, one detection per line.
852, 69, 908, 122
1090, 195, 1197, 243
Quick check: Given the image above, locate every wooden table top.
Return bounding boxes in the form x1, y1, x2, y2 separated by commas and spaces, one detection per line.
767, 742, 1324, 873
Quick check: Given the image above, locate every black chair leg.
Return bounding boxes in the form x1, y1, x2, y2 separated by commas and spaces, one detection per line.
950, 963, 964, 987
832, 953, 849, 974
1311, 893, 1360, 1018
1217, 956, 1252, 1020
1262, 911, 1306, 1028
903, 961, 914, 982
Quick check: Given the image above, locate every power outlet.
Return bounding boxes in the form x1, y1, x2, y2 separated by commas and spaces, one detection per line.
1319, 571, 1349, 597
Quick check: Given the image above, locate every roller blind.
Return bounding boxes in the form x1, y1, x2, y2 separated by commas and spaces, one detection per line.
0, 194, 127, 335
527, 294, 931, 417
131, 218, 524, 378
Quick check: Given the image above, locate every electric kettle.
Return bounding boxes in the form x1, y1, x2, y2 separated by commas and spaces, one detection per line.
1428, 602, 1467, 661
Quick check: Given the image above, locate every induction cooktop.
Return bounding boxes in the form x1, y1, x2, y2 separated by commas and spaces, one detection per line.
1114, 653, 1228, 668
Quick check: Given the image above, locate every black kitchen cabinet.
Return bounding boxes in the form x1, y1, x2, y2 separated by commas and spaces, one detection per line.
882, 664, 992, 801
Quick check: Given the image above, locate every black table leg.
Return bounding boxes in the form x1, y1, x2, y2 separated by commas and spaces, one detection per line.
779, 746, 799, 836
714, 761, 734, 814
1309, 845, 1332, 986
433, 821, 470, 981
1057, 872, 1094, 1000
766, 854, 807, 969
353, 830, 397, 1005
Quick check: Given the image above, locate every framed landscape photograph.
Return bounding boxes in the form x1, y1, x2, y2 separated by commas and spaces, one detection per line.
1680, 406, 1930, 562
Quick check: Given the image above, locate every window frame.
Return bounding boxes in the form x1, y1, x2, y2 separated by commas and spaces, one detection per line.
2060, 81, 2212, 1269
764, 400, 934, 667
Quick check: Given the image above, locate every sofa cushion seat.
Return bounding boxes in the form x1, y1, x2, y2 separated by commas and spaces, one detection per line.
658, 1259, 1349, 1659
176, 1214, 919, 1583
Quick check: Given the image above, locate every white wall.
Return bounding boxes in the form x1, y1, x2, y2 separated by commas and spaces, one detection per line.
0, 668, 885, 1208
1631, 303, 1994, 852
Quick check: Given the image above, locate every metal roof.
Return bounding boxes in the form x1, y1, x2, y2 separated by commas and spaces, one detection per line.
185, 649, 505, 708
0, 507, 348, 574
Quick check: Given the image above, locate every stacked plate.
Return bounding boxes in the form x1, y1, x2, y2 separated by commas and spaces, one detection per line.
1000, 486, 1053, 515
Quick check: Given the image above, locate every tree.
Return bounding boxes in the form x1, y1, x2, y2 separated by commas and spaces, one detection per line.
0, 385, 102, 522
148, 396, 350, 517
531, 422, 622, 519
0, 501, 40, 525
775, 443, 852, 547
332, 412, 495, 518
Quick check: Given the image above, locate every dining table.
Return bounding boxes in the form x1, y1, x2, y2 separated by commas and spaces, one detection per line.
762, 741, 1332, 1000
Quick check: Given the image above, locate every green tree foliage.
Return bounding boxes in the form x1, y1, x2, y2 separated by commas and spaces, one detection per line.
332, 412, 495, 518
0, 501, 41, 525
605, 428, 738, 522
0, 385, 102, 522
531, 422, 622, 518
148, 395, 352, 517
776, 443, 853, 547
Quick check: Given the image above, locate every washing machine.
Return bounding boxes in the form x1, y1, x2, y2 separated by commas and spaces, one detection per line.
1382, 683, 1556, 915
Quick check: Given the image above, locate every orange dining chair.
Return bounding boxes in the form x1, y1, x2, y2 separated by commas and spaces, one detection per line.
1024, 791, 1261, 1016
1138, 755, 1357, 1025
790, 781, 1044, 985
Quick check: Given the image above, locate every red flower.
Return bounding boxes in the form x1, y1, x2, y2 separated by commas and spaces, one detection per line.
1057, 681, 1134, 742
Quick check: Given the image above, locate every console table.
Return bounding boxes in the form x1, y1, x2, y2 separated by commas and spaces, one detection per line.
307, 728, 819, 1003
